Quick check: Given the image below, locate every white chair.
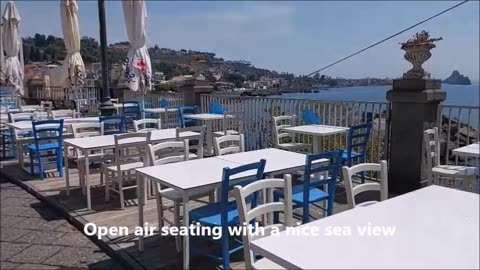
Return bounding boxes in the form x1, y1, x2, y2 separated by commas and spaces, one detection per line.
52, 109, 76, 119
133, 118, 162, 132
9, 112, 34, 167
104, 132, 151, 209
424, 127, 476, 192
233, 175, 293, 270
20, 105, 41, 112
342, 160, 388, 209
213, 134, 245, 156
272, 115, 310, 152
147, 139, 214, 252
213, 111, 243, 137
176, 125, 206, 159
71, 123, 106, 195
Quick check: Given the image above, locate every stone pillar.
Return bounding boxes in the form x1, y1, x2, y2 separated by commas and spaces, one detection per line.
180, 76, 214, 109
386, 79, 446, 194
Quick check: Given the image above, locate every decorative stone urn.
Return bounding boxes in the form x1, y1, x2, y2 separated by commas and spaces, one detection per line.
401, 43, 435, 79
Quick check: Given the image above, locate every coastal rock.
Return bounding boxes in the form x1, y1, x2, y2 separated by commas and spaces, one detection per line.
443, 70, 471, 85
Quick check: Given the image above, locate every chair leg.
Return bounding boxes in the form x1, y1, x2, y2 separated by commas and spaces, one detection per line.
208, 190, 215, 203
57, 148, 63, 177
154, 188, 164, 228
105, 171, 110, 202
29, 149, 34, 175
221, 225, 230, 270
174, 202, 181, 253
118, 176, 125, 209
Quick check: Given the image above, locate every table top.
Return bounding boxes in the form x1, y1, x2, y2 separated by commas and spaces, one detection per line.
251, 185, 479, 269
183, 113, 224, 121
113, 103, 135, 108
216, 148, 328, 175
143, 108, 178, 113
64, 128, 199, 150
453, 143, 479, 158
136, 148, 314, 191
283, 124, 349, 136
6, 117, 100, 131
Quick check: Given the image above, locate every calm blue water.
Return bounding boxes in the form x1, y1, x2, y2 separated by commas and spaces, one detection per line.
279, 84, 479, 106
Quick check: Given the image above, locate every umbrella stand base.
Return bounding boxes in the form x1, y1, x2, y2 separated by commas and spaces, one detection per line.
99, 98, 115, 116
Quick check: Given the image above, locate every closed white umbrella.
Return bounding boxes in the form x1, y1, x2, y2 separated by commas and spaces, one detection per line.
60, 0, 85, 113
122, 0, 152, 116
2, 1, 24, 96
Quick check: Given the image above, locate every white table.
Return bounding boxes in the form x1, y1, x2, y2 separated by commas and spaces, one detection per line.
453, 143, 479, 158
183, 113, 225, 155
251, 185, 479, 269
135, 148, 320, 269
63, 128, 199, 210
283, 125, 350, 153
144, 107, 178, 128
6, 117, 100, 132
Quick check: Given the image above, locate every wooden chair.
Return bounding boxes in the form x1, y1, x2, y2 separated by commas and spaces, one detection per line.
133, 118, 162, 132
213, 134, 245, 156
9, 112, 34, 167
52, 109, 76, 119
272, 115, 310, 152
342, 160, 388, 209
213, 111, 243, 137
424, 127, 476, 192
233, 175, 293, 270
176, 125, 206, 159
71, 123, 106, 194
104, 132, 151, 209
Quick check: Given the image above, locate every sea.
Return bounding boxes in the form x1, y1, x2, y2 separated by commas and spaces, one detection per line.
276, 83, 479, 127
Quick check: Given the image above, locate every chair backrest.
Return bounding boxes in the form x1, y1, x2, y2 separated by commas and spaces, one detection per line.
31, 119, 64, 150
176, 125, 205, 159
214, 134, 245, 156
272, 115, 297, 146
302, 109, 321, 125
113, 132, 151, 169
345, 122, 373, 166
9, 112, 33, 123
147, 139, 189, 166
209, 100, 225, 114
100, 115, 125, 135
111, 98, 119, 104
52, 109, 75, 119
234, 175, 293, 269
220, 159, 267, 226
177, 105, 197, 128
222, 111, 243, 134
122, 101, 141, 120
0, 101, 17, 110
40, 101, 53, 110
303, 150, 343, 210
72, 122, 102, 138
342, 160, 388, 209
159, 99, 169, 108
423, 127, 441, 182
20, 105, 42, 112
133, 118, 162, 132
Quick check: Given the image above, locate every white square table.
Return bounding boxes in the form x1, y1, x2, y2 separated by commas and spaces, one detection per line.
183, 113, 225, 154
453, 142, 479, 158
135, 148, 321, 269
63, 128, 199, 210
251, 185, 479, 269
282, 125, 350, 153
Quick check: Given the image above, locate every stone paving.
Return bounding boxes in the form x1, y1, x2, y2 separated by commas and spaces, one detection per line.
0, 177, 127, 270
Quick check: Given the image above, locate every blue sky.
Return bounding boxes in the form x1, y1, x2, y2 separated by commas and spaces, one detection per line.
2, 1, 479, 80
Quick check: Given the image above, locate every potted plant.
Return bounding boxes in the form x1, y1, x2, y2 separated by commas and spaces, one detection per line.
400, 31, 442, 79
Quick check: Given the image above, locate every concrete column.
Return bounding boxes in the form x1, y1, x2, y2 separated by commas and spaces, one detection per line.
180, 76, 214, 109
386, 79, 446, 194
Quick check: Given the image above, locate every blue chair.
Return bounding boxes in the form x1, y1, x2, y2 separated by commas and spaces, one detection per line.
100, 115, 125, 135
189, 159, 267, 270
209, 100, 226, 114
159, 98, 169, 108
302, 109, 321, 124
275, 150, 343, 223
143, 101, 154, 118
122, 101, 141, 122
27, 119, 64, 180
340, 122, 372, 183
177, 105, 198, 128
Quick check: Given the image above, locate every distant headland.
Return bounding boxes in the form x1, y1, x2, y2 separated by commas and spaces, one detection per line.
443, 71, 471, 85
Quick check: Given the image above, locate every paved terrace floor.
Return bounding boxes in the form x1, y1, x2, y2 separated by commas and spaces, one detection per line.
0, 160, 382, 270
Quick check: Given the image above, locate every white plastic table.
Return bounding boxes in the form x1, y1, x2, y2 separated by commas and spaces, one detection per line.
251, 185, 480, 269
183, 113, 225, 154
63, 128, 199, 210
453, 142, 479, 158
135, 148, 319, 269
283, 125, 350, 153
6, 117, 100, 132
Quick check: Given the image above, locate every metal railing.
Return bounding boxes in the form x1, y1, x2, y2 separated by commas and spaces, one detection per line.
438, 104, 479, 166
201, 94, 390, 164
